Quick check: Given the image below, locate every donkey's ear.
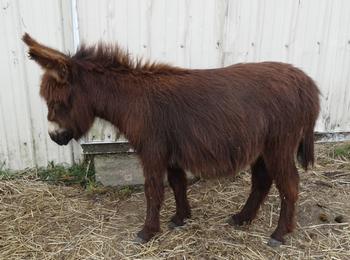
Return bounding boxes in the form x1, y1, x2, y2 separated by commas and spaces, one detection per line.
22, 33, 70, 83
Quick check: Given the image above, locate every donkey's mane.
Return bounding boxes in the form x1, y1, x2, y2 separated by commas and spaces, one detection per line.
73, 43, 185, 74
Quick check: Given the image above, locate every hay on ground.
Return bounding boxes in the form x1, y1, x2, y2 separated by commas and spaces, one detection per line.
0, 143, 349, 259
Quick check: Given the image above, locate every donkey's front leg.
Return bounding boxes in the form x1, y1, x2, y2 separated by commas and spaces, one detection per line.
136, 169, 165, 243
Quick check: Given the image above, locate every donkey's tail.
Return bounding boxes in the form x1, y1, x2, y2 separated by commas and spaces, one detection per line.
297, 127, 315, 171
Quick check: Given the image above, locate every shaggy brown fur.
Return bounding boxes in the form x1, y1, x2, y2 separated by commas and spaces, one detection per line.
23, 33, 320, 246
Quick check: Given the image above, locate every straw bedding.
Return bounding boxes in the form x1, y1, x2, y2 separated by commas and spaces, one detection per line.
1, 143, 349, 259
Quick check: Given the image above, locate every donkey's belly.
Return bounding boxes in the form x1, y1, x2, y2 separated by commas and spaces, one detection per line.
174, 149, 253, 179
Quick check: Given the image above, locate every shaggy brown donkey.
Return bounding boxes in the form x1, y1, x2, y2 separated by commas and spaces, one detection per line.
23, 33, 320, 247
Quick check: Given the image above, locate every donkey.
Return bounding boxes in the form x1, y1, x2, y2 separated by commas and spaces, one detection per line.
23, 33, 320, 247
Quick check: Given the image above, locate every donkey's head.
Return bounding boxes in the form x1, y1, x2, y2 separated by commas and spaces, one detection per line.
23, 33, 95, 145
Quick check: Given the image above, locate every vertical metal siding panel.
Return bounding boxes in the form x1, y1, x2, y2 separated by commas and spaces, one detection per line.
241, 0, 263, 62
0, 31, 13, 169
0, 97, 10, 168
338, 0, 350, 131
138, 0, 152, 59
148, 0, 167, 61
213, 0, 228, 67
256, 1, 279, 61
175, 0, 190, 67
200, 0, 220, 68
0, 0, 34, 170
187, 0, 206, 68
161, 1, 180, 65
221, 0, 243, 65
0, 2, 18, 169
126, 0, 142, 54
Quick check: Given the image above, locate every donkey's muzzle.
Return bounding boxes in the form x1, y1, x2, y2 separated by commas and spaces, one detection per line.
49, 130, 73, 145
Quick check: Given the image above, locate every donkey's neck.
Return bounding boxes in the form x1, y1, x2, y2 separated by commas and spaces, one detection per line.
89, 72, 152, 146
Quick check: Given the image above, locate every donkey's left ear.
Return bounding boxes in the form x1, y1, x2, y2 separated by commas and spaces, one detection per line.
22, 33, 70, 83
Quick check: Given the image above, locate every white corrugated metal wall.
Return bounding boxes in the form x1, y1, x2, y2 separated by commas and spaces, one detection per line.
1, 0, 350, 170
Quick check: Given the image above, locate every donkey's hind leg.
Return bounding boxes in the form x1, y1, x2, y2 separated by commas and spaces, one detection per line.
266, 157, 299, 247
167, 167, 191, 228
228, 156, 272, 226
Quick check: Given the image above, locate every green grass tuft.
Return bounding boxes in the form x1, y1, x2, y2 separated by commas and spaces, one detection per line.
0, 160, 96, 188
37, 161, 95, 187
333, 143, 350, 159
0, 169, 11, 180
0, 161, 26, 180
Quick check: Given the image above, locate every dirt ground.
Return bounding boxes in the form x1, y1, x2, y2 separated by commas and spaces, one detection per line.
1, 144, 350, 259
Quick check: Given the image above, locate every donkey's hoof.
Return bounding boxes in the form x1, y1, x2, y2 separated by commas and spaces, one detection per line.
134, 229, 156, 244
267, 238, 283, 247
227, 215, 249, 227
227, 216, 239, 226
133, 236, 147, 244
168, 215, 186, 229
168, 220, 186, 229
168, 221, 178, 229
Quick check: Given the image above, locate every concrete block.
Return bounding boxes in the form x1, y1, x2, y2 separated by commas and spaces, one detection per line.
94, 153, 144, 186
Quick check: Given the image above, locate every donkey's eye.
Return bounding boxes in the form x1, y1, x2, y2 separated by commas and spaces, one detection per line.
52, 102, 69, 116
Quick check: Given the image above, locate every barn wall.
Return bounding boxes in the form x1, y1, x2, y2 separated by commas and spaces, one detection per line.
1, 0, 350, 170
